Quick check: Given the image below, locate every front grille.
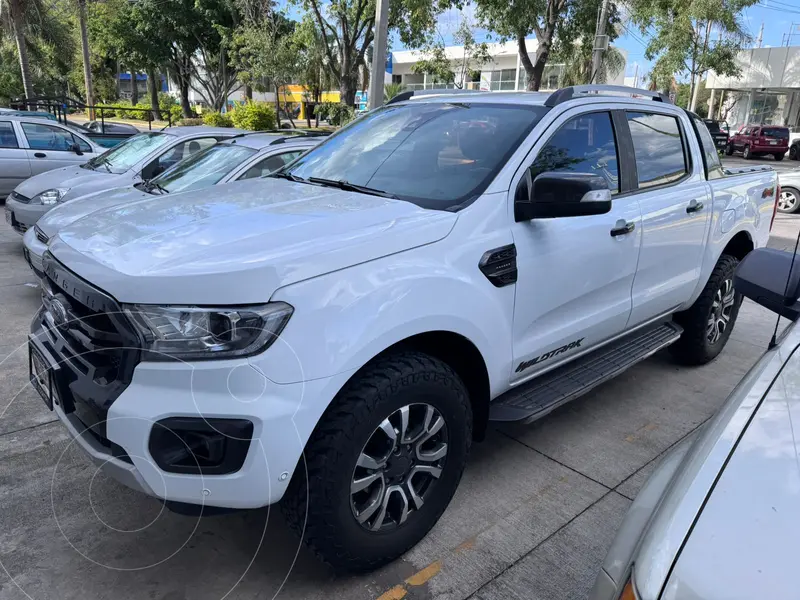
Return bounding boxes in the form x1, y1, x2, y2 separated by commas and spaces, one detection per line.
32, 253, 142, 440
9, 191, 31, 204
34, 226, 48, 245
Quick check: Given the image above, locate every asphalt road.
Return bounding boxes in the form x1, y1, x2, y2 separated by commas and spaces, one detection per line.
0, 174, 799, 600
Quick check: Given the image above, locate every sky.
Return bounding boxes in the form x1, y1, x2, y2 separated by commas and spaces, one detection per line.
391, 0, 800, 84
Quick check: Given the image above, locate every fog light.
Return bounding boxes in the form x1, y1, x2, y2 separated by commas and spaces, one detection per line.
149, 417, 253, 475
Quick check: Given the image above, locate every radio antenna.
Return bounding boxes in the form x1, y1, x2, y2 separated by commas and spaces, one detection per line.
769, 217, 800, 349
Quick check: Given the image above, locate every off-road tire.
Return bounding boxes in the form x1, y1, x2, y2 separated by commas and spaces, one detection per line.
670, 254, 743, 365
281, 351, 472, 573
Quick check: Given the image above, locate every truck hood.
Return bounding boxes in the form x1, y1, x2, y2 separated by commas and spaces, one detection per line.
660, 342, 800, 600
49, 178, 457, 304
15, 165, 123, 201
37, 185, 150, 238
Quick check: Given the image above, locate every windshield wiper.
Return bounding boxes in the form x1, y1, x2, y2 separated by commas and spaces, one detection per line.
91, 157, 112, 173
308, 177, 396, 199
144, 180, 169, 194
268, 171, 308, 183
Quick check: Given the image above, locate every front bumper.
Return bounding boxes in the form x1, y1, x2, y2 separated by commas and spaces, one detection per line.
5, 196, 51, 234
22, 226, 45, 277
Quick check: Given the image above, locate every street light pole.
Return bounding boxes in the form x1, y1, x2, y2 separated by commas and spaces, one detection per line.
368, 0, 390, 110
591, 0, 610, 84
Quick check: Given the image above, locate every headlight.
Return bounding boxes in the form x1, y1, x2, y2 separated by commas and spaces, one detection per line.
124, 303, 293, 361
33, 188, 69, 205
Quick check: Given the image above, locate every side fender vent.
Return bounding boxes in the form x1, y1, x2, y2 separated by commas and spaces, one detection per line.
479, 244, 517, 287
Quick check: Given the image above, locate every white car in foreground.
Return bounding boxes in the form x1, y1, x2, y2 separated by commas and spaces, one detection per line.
28, 85, 778, 572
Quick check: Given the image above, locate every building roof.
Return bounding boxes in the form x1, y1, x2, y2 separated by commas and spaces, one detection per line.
390, 38, 538, 65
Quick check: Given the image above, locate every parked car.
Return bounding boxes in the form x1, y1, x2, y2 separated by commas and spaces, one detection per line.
22, 131, 323, 276
789, 136, 800, 160
703, 118, 729, 149
591, 245, 800, 600
0, 108, 57, 120
82, 120, 140, 134
0, 115, 103, 206
4, 125, 247, 234
776, 169, 800, 213
725, 124, 790, 160
28, 85, 779, 573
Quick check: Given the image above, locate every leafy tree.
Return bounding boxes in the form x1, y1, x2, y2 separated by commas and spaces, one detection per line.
412, 20, 491, 88
628, 0, 756, 110
383, 81, 406, 102
551, 0, 621, 84
301, 0, 451, 106
676, 79, 712, 115
559, 46, 625, 86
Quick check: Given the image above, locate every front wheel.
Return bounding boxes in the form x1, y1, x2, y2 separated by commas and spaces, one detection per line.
790, 145, 799, 160
743, 145, 752, 159
725, 143, 734, 156
779, 187, 800, 214
282, 351, 472, 573
670, 255, 742, 365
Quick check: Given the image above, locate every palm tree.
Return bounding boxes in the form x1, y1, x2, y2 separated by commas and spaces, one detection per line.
383, 82, 405, 103
2, 0, 35, 98
560, 46, 626, 87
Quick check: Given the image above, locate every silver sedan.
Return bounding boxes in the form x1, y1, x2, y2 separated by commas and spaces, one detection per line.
593, 245, 800, 600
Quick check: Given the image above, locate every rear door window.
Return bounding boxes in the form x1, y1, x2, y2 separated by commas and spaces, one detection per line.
21, 122, 76, 151
0, 122, 19, 148
238, 150, 305, 180
147, 137, 217, 176
529, 111, 620, 193
692, 116, 724, 180
626, 112, 688, 189
761, 127, 789, 139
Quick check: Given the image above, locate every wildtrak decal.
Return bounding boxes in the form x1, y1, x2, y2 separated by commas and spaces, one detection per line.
515, 338, 585, 373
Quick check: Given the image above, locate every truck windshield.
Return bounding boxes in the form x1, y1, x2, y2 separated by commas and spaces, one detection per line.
285, 102, 548, 210
148, 144, 257, 193
83, 132, 173, 174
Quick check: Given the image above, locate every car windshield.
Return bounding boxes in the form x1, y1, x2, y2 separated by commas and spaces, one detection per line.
285, 102, 547, 209
83, 132, 172, 174
150, 144, 257, 193
761, 127, 789, 139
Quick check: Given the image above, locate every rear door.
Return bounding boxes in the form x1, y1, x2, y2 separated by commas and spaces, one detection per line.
626, 109, 711, 326
0, 120, 31, 198
20, 121, 90, 174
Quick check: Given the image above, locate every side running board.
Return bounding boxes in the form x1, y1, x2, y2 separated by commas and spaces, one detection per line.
490, 322, 683, 423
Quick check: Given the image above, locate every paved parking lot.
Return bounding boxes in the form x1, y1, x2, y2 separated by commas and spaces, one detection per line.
1, 174, 799, 600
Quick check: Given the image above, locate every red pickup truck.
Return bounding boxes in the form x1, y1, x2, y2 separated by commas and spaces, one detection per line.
725, 124, 789, 160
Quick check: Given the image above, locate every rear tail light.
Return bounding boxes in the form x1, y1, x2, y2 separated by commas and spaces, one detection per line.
771, 183, 780, 231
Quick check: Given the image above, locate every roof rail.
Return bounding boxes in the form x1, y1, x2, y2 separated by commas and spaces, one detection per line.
269, 132, 331, 145
386, 88, 484, 105
544, 85, 671, 107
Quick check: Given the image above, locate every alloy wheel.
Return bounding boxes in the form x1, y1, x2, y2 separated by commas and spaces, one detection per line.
779, 189, 799, 212
350, 403, 448, 532
707, 278, 736, 345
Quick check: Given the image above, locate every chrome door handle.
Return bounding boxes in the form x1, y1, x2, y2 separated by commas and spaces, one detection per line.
686, 199, 704, 213
610, 220, 635, 237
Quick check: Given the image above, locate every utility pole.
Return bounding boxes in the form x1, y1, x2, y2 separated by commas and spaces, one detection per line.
367, 0, 390, 110
77, 0, 94, 119
591, 0, 611, 83
632, 62, 639, 88
756, 22, 764, 48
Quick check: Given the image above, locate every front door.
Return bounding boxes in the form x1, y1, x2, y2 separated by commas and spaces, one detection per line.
20, 121, 90, 174
510, 108, 642, 383
625, 110, 711, 326
0, 121, 31, 198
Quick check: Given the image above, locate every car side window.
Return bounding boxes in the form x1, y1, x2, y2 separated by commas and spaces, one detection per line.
147, 137, 216, 177
238, 150, 305, 180
626, 112, 688, 189
692, 116, 724, 180
529, 111, 620, 194
21, 122, 75, 151
0, 122, 19, 148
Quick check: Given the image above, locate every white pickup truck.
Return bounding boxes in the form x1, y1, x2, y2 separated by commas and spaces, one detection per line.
28, 85, 779, 573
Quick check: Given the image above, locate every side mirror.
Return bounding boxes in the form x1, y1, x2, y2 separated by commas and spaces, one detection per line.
70, 143, 83, 156
734, 248, 800, 321
515, 171, 612, 222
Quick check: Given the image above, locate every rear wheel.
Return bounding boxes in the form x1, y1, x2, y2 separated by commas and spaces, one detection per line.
282, 351, 472, 573
774, 152, 785, 161
743, 145, 752, 159
670, 255, 742, 365
779, 187, 800, 214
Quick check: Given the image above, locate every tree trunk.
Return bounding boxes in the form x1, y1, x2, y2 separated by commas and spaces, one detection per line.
130, 70, 139, 105
340, 50, 356, 106
274, 81, 282, 127
245, 84, 253, 100
282, 90, 295, 128
116, 60, 121, 98
10, 0, 34, 101
179, 77, 191, 117
77, 0, 94, 118
147, 68, 162, 121
517, 34, 536, 92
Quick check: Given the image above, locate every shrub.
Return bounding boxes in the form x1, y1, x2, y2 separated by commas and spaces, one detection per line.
315, 102, 356, 127
202, 111, 233, 127
230, 101, 276, 131
168, 104, 183, 125
158, 92, 177, 115
96, 104, 116, 118
177, 118, 203, 126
